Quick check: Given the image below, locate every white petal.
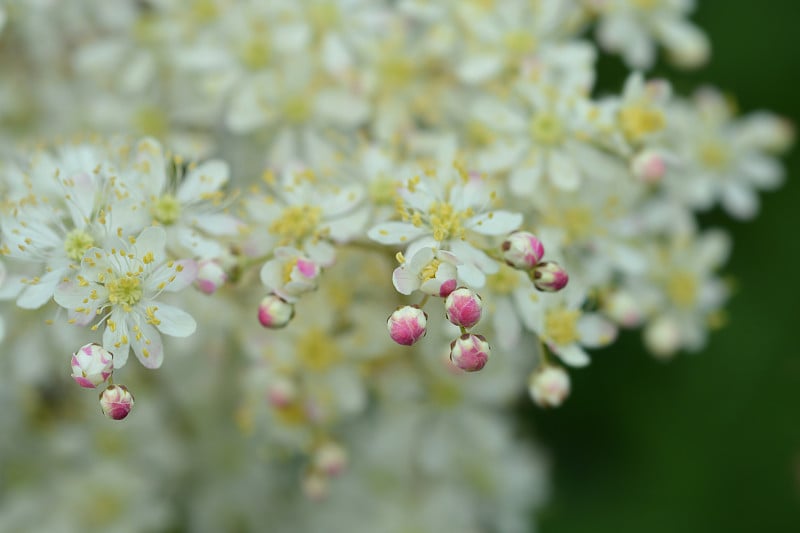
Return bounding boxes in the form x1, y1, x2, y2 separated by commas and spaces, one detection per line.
721, 183, 759, 220
17, 270, 62, 309
577, 313, 618, 348
493, 297, 521, 350
103, 313, 130, 369
134, 226, 167, 260
314, 89, 369, 127
392, 266, 420, 295
549, 150, 581, 191
466, 210, 522, 236
154, 303, 197, 337
177, 160, 230, 204
552, 343, 590, 367
367, 222, 427, 245
132, 321, 164, 369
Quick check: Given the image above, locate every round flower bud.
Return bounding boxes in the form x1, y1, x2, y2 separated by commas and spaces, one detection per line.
99, 384, 134, 420
70, 343, 113, 389
532, 261, 569, 292
258, 294, 294, 329
267, 377, 297, 408
528, 366, 571, 408
605, 290, 645, 328
302, 471, 329, 502
449, 333, 490, 372
195, 259, 227, 294
444, 287, 483, 329
314, 442, 348, 477
387, 305, 427, 346
631, 149, 667, 184
501, 231, 545, 270
644, 315, 681, 359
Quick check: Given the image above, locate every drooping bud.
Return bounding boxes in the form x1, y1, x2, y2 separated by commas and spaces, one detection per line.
195, 259, 227, 294
528, 366, 571, 408
501, 231, 545, 270
449, 333, 490, 372
313, 442, 348, 477
99, 384, 135, 420
70, 343, 113, 389
387, 305, 427, 346
631, 149, 668, 184
444, 287, 483, 329
532, 261, 569, 292
258, 294, 294, 328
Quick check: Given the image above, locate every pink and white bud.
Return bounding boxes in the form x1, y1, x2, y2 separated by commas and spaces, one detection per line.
314, 442, 348, 477
258, 294, 294, 329
99, 384, 134, 420
644, 315, 682, 359
302, 471, 329, 502
444, 287, 483, 329
70, 343, 113, 389
267, 377, 297, 408
501, 231, 545, 270
387, 305, 428, 346
532, 261, 569, 292
528, 366, 571, 408
449, 333, 490, 372
605, 290, 645, 328
631, 149, 668, 184
194, 259, 227, 294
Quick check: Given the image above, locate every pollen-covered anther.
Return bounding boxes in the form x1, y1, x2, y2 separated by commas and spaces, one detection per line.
70, 342, 113, 389
99, 384, 135, 420
449, 333, 490, 372
528, 366, 571, 408
532, 261, 569, 292
195, 259, 227, 294
387, 305, 427, 346
258, 294, 294, 329
501, 231, 545, 270
444, 287, 483, 329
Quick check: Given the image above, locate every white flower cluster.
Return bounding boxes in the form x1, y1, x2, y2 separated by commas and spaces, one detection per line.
0, 0, 792, 531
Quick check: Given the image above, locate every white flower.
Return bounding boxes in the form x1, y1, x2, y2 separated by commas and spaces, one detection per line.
54, 227, 197, 369
368, 162, 522, 288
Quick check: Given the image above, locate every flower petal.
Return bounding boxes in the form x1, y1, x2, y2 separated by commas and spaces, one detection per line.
154, 303, 197, 337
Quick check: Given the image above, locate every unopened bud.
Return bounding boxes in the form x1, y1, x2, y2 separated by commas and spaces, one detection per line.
302, 471, 329, 501
644, 315, 681, 359
99, 384, 134, 420
71, 343, 113, 389
501, 231, 545, 270
267, 377, 297, 408
532, 261, 569, 292
387, 305, 428, 346
258, 294, 294, 328
631, 149, 667, 184
314, 442, 348, 477
529, 366, 571, 408
195, 259, 227, 294
605, 290, 644, 328
449, 333, 490, 372
444, 287, 483, 329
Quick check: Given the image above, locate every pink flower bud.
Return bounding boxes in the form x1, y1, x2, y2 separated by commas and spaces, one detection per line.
631, 149, 667, 184
501, 231, 545, 270
449, 333, 490, 372
532, 261, 569, 292
528, 366, 570, 408
258, 294, 294, 329
194, 259, 227, 294
314, 442, 348, 477
99, 384, 134, 420
387, 305, 427, 346
70, 343, 113, 389
444, 287, 483, 329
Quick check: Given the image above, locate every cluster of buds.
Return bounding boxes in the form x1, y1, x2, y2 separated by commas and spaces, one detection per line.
302, 441, 348, 501
70, 343, 134, 420
501, 231, 569, 292
445, 288, 490, 372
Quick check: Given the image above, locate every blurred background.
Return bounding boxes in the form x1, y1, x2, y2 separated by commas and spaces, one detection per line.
531, 1, 800, 531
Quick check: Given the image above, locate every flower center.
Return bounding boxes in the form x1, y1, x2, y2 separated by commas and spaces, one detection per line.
619, 104, 665, 142
545, 308, 581, 346
64, 229, 95, 262
297, 328, 342, 372
531, 112, 565, 146
503, 30, 537, 57
667, 271, 698, 308
107, 275, 143, 310
151, 194, 182, 225
269, 205, 322, 245
283, 95, 312, 124
698, 140, 730, 170
419, 258, 441, 283
308, 2, 340, 32
487, 264, 520, 295
428, 201, 470, 242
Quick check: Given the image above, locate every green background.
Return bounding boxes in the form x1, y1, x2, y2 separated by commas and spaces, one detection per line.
531, 2, 800, 532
